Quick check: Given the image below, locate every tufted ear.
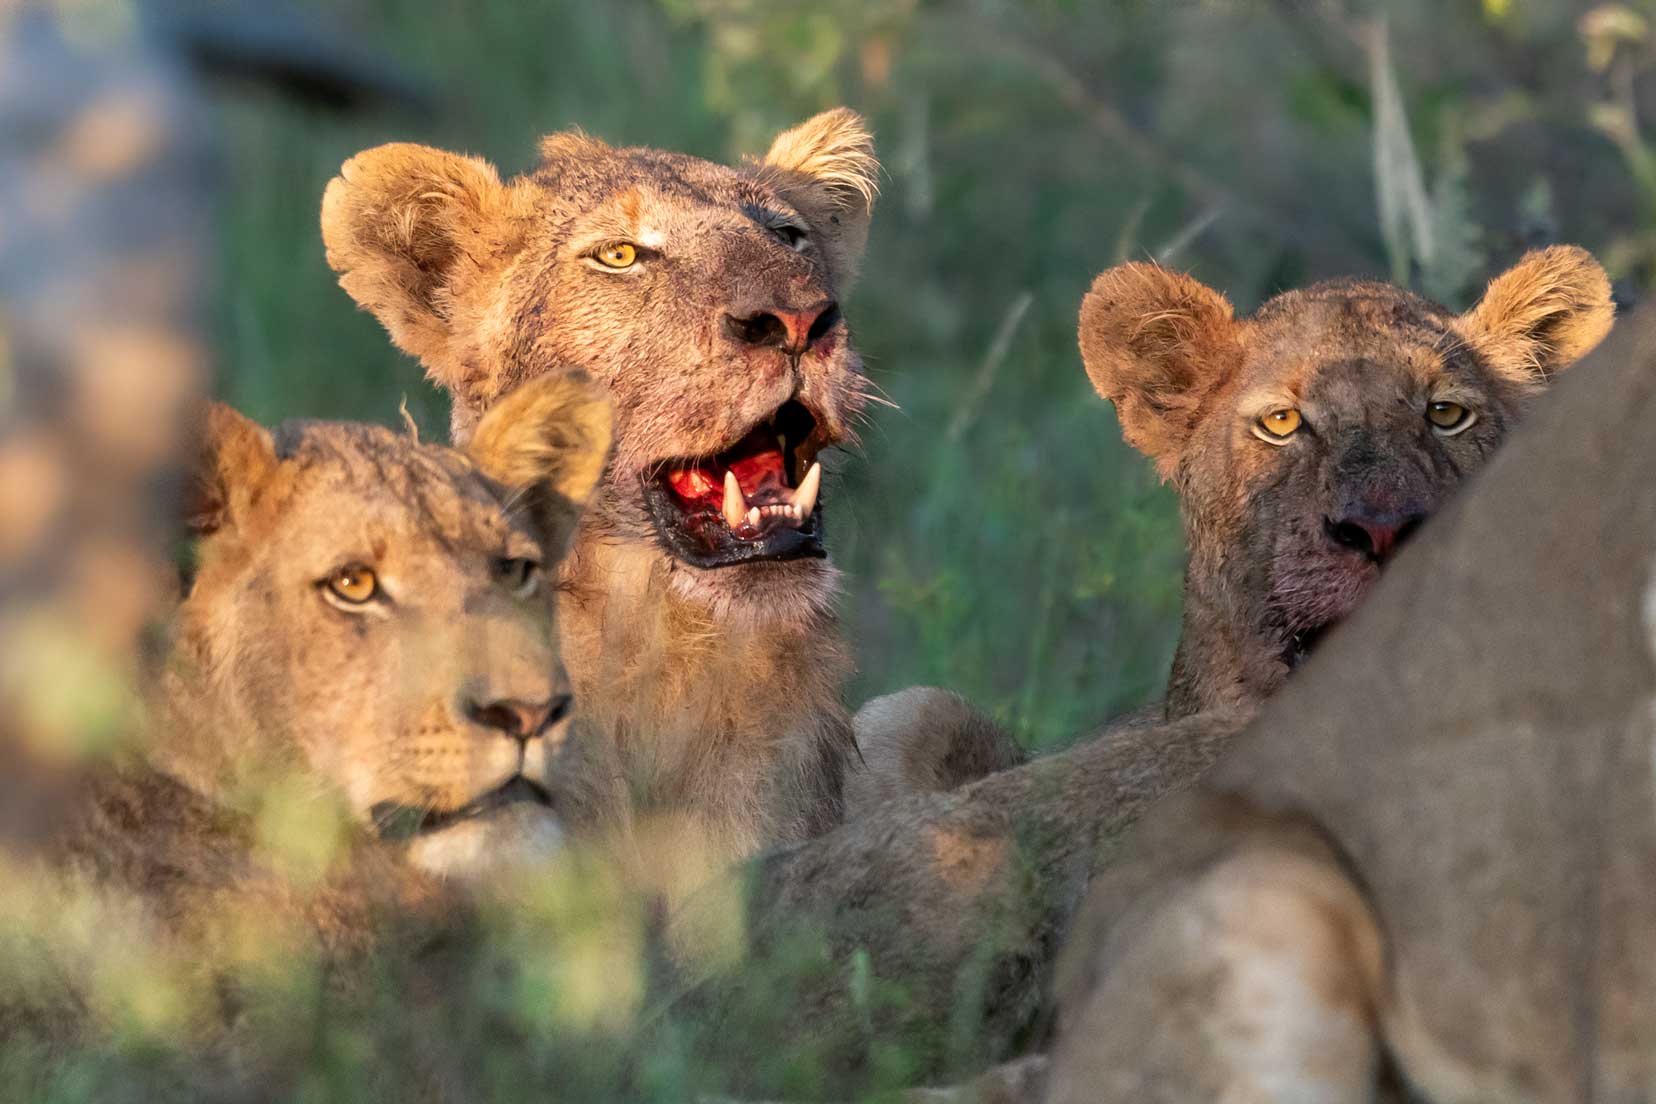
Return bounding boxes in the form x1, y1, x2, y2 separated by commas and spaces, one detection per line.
321, 143, 536, 391
537, 128, 614, 166
185, 402, 278, 538
1078, 263, 1242, 481
467, 370, 612, 554
1457, 245, 1614, 389
753, 108, 879, 294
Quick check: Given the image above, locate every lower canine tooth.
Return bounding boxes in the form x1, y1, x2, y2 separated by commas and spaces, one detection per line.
793, 461, 822, 520
746, 506, 760, 528
723, 471, 748, 529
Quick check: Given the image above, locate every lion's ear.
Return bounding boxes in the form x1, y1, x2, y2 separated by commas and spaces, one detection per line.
1458, 245, 1614, 387
755, 108, 879, 294
467, 371, 613, 552
185, 403, 278, 537
321, 143, 534, 390
1078, 263, 1241, 481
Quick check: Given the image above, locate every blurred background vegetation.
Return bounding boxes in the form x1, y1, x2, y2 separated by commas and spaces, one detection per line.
11, 1, 1656, 1099
215, 0, 1655, 749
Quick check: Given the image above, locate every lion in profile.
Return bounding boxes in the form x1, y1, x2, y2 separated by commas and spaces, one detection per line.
7, 374, 615, 1084
321, 110, 880, 877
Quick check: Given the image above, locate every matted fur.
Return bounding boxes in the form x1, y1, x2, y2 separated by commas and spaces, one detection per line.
854, 249, 1615, 806
322, 110, 880, 879
1045, 303, 1656, 1101
1079, 246, 1614, 717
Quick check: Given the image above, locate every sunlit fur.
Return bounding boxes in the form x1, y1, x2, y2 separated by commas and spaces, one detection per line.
156, 375, 617, 879
321, 111, 878, 876
1080, 246, 1613, 717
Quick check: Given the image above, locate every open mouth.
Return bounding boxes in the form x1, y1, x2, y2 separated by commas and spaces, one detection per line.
641, 399, 827, 568
371, 776, 552, 842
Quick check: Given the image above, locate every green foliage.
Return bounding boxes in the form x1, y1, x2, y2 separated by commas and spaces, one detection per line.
14, 0, 1649, 1098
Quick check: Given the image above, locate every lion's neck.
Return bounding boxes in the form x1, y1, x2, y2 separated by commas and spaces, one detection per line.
1165, 568, 1290, 719
557, 532, 854, 866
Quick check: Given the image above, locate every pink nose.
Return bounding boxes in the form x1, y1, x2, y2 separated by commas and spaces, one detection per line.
723, 301, 839, 355
773, 304, 831, 352
1324, 513, 1424, 562
465, 694, 572, 742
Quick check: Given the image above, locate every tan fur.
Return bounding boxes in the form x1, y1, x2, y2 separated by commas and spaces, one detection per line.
1047, 800, 1385, 1104
1043, 304, 1656, 1101
1079, 246, 1613, 718
679, 707, 1256, 1086
846, 687, 1027, 818
1079, 263, 1241, 481
1457, 243, 1615, 384
322, 111, 880, 877
752, 107, 879, 293
92, 374, 612, 919
158, 374, 616, 870
11, 376, 616, 1073
854, 250, 1613, 810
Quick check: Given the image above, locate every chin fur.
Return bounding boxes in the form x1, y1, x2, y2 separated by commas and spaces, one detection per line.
661, 553, 840, 628
405, 805, 565, 882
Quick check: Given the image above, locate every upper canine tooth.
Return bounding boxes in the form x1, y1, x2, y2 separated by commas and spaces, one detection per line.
723, 471, 747, 529
792, 461, 822, 520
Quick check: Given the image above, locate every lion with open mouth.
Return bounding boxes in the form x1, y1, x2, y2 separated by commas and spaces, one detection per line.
322, 109, 879, 874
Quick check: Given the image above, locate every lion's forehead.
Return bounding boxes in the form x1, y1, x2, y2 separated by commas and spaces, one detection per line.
1241, 289, 1476, 402
534, 150, 795, 260
271, 423, 528, 556
537, 145, 767, 207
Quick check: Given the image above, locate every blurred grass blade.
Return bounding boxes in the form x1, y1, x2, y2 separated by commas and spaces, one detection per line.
1154, 205, 1221, 266
1368, 18, 1434, 284
946, 291, 1033, 444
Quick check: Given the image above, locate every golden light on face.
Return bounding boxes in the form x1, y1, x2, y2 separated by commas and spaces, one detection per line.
1427, 400, 1474, 434
325, 564, 378, 604
593, 242, 637, 269
1255, 407, 1302, 442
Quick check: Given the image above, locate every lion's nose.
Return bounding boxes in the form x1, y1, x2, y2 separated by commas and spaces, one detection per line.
722, 300, 840, 355
465, 693, 572, 742
1324, 512, 1424, 562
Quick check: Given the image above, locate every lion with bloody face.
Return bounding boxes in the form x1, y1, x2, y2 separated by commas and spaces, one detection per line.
321, 110, 878, 879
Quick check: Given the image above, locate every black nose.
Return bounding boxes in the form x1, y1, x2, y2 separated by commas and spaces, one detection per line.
722, 301, 839, 354
465, 693, 572, 741
1324, 512, 1424, 562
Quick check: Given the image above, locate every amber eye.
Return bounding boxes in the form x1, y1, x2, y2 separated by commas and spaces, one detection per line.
324, 564, 378, 605
496, 557, 542, 598
593, 242, 637, 269
1427, 400, 1474, 434
1256, 408, 1303, 441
